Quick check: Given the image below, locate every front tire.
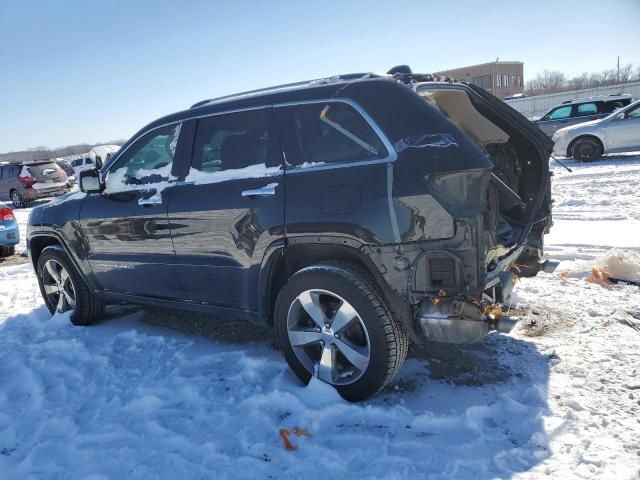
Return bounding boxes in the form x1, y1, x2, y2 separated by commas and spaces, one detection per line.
274, 262, 408, 402
0, 246, 15, 258
571, 137, 603, 161
36, 247, 103, 325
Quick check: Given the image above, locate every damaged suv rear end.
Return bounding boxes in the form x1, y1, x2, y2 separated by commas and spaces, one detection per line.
27, 68, 554, 401
338, 73, 555, 346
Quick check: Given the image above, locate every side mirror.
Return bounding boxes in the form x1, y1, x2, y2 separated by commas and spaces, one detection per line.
79, 168, 104, 193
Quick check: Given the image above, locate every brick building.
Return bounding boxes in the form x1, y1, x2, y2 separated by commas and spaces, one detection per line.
433, 61, 524, 99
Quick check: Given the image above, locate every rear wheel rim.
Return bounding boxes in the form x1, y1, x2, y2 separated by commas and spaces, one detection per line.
11, 191, 22, 207
42, 259, 76, 314
287, 289, 371, 386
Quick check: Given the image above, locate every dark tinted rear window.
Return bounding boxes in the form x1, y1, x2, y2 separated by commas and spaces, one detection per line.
600, 99, 630, 113
27, 163, 61, 179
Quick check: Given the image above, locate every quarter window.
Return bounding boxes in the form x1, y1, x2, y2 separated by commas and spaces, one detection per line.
105, 124, 181, 192
275, 102, 388, 167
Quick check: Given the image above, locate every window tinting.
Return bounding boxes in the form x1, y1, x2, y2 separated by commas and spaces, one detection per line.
547, 105, 572, 120
192, 109, 270, 173
577, 103, 597, 115
275, 102, 387, 166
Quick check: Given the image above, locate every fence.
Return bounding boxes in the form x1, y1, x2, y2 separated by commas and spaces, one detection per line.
504, 82, 640, 118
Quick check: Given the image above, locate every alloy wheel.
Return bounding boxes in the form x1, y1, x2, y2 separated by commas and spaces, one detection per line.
11, 190, 24, 208
41, 259, 76, 313
287, 289, 371, 386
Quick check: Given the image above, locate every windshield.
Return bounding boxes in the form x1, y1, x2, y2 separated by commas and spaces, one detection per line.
603, 100, 640, 120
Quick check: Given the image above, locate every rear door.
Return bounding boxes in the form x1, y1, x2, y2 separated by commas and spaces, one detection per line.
78, 124, 183, 298
274, 100, 396, 244
168, 108, 285, 311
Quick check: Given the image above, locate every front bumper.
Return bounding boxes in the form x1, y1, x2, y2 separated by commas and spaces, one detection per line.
551, 134, 571, 157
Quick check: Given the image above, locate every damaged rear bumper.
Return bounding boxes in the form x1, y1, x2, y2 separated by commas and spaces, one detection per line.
415, 298, 520, 344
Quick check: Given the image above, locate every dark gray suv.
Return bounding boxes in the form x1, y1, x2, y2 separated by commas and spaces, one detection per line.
532, 94, 632, 137
27, 68, 554, 401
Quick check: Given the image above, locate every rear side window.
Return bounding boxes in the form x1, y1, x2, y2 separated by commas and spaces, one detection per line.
601, 100, 626, 114
546, 105, 572, 120
275, 102, 388, 167
576, 103, 597, 115
192, 109, 273, 174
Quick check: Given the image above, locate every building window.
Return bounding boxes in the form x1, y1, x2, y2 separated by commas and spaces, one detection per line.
472, 75, 492, 90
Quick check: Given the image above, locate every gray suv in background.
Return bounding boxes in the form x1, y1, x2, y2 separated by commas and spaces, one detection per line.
532, 94, 632, 136
0, 161, 70, 208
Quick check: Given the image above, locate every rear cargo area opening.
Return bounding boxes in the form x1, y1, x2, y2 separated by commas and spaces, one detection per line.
417, 87, 546, 281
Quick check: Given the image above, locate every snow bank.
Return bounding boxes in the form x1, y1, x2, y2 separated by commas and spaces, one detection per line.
594, 248, 640, 283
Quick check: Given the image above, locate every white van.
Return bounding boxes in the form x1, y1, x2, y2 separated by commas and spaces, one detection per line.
71, 145, 120, 177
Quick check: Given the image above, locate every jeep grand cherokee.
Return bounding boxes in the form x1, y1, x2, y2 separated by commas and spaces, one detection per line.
27, 68, 555, 401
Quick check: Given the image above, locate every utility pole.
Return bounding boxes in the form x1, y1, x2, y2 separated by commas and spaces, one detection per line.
616, 56, 620, 84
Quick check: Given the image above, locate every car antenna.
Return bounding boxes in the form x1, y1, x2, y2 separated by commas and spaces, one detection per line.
550, 155, 572, 173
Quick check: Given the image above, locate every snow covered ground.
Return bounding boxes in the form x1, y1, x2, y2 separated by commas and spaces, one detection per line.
1, 156, 639, 479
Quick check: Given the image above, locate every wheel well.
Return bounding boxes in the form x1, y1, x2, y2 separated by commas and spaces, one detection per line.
567, 135, 603, 157
262, 244, 385, 326
30, 236, 63, 269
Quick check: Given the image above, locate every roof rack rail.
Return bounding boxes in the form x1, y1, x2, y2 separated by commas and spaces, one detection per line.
189, 78, 329, 109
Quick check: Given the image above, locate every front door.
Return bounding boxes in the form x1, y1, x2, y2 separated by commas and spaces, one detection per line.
606, 103, 640, 151
168, 108, 285, 311
79, 124, 183, 298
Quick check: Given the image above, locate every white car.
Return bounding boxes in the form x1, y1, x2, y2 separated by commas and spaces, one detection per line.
552, 100, 640, 161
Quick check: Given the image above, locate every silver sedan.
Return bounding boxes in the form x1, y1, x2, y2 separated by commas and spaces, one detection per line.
552, 100, 640, 161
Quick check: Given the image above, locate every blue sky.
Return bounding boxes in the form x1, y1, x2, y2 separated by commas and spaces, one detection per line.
1, 0, 639, 152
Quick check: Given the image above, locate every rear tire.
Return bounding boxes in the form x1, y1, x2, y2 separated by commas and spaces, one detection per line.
10, 189, 27, 208
274, 262, 408, 402
571, 137, 603, 161
36, 247, 103, 326
0, 246, 15, 258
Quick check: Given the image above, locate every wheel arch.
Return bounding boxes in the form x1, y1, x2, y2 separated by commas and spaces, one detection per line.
30, 233, 95, 290
258, 239, 415, 338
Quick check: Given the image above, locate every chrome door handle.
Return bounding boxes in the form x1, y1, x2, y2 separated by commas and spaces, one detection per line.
241, 183, 278, 198
138, 196, 162, 206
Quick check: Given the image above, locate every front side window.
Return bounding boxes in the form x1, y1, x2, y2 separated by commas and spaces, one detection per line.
577, 103, 597, 115
104, 124, 181, 193
546, 105, 572, 120
275, 102, 388, 167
